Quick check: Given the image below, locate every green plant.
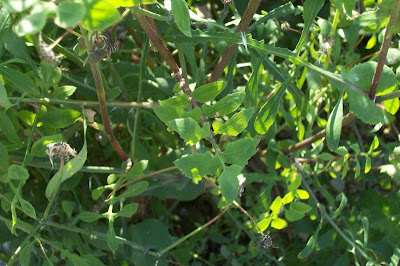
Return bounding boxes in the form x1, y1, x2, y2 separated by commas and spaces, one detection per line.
0, 0, 400, 265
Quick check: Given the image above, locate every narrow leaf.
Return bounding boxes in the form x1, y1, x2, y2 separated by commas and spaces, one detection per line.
298, 218, 323, 259
202, 92, 245, 117
213, 108, 254, 136
326, 92, 343, 150
0, 110, 22, 144
244, 55, 265, 108
107, 221, 118, 252
18, 197, 36, 219
0, 66, 40, 96
79, 212, 103, 223
171, 0, 191, 37
0, 81, 12, 110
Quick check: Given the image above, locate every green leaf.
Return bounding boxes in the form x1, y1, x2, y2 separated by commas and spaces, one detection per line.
244, 55, 264, 108
257, 217, 272, 232
174, 152, 219, 182
288, 175, 301, 191
107, 222, 118, 251
154, 106, 201, 124
218, 165, 242, 203
61, 200, 76, 218
39, 64, 62, 91
125, 160, 148, 180
202, 92, 245, 117
365, 156, 371, 174
192, 81, 226, 103
159, 94, 190, 109
213, 107, 254, 136
295, 0, 325, 54
0, 142, 10, 183
117, 203, 138, 217
79, 212, 103, 222
290, 201, 312, 213
271, 218, 287, 229
8, 164, 29, 181
171, 0, 191, 37
0, 110, 22, 144
168, 118, 208, 145
0, 81, 12, 110
298, 218, 323, 259
369, 136, 379, 153
40, 109, 81, 129
31, 134, 63, 157
19, 242, 34, 266
109, 0, 157, 7
0, 0, 39, 12
0, 66, 40, 96
254, 84, 286, 134
55, 2, 85, 28
219, 138, 260, 168
14, 11, 48, 36
18, 197, 36, 219
270, 196, 282, 212
332, 193, 347, 219
326, 92, 343, 150
285, 210, 305, 222
111, 181, 149, 204
92, 186, 107, 200
345, 62, 399, 124
53, 86, 77, 99
45, 121, 87, 199
82, 0, 121, 31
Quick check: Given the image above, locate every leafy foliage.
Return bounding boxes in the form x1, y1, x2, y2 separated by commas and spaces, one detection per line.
0, 0, 400, 265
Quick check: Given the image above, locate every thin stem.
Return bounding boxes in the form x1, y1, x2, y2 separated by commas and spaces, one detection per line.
292, 159, 375, 262
132, 38, 149, 161
283, 113, 356, 154
131, 6, 173, 22
208, 0, 261, 83
9, 97, 157, 108
158, 207, 230, 256
22, 106, 39, 168
368, 0, 400, 100
80, 26, 130, 163
376, 90, 400, 102
6, 224, 41, 266
43, 158, 64, 219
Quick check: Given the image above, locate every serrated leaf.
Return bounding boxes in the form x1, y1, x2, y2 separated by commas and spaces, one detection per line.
79, 212, 103, 223
154, 105, 201, 124
254, 84, 286, 134
82, 0, 121, 31
192, 81, 226, 103
213, 107, 254, 136
8, 164, 29, 181
218, 165, 242, 203
0, 66, 40, 96
332, 193, 347, 219
39, 109, 81, 129
219, 138, 260, 168
202, 92, 245, 117
326, 92, 343, 150
0, 110, 22, 144
55, 2, 85, 28
171, 0, 191, 37
117, 203, 138, 217
271, 218, 287, 229
174, 152, 219, 182
18, 197, 36, 219
31, 134, 63, 157
45, 121, 87, 199
295, 0, 324, 54
168, 118, 208, 145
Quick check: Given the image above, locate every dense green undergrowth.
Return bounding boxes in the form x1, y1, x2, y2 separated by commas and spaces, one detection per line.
0, 0, 400, 265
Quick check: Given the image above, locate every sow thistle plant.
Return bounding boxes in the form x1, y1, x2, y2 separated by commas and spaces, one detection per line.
0, 0, 400, 265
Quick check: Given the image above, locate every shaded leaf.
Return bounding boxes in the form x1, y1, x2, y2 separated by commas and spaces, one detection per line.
213, 107, 254, 136
31, 134, 63, 157
168, 118, 209, 145
219, 138, 260, 168
0, 81, 12, 110
40, 109, 81, 129
192, 81, 226, 103
18, 197, 36, 219
218, 165, 242, 203
326, 92, 343, 150
174, 152, 219, 182
0, 110, 22, 144
117, 203, 138, 217
298, 218, 323, 259
79, 212, 103, 223
202, 92, 245, 117
8, 164, 29, 181
0, 66, 40, 96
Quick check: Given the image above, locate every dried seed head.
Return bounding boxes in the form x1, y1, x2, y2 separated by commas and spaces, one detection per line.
46, 142, 77, 170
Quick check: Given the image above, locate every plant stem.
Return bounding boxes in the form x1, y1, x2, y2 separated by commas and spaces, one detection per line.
292, 159, 375, 262
208, 0, 261, 83
368, 0, 400, 100
158, 207, 230, 256
80, 26, 130, 163
43, 158, 64, 219
22, 106, 39, 168
283, 113, 356, 154
131, 6, 172, 21
9, 97, 157, 108
132, 38, 149, 161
